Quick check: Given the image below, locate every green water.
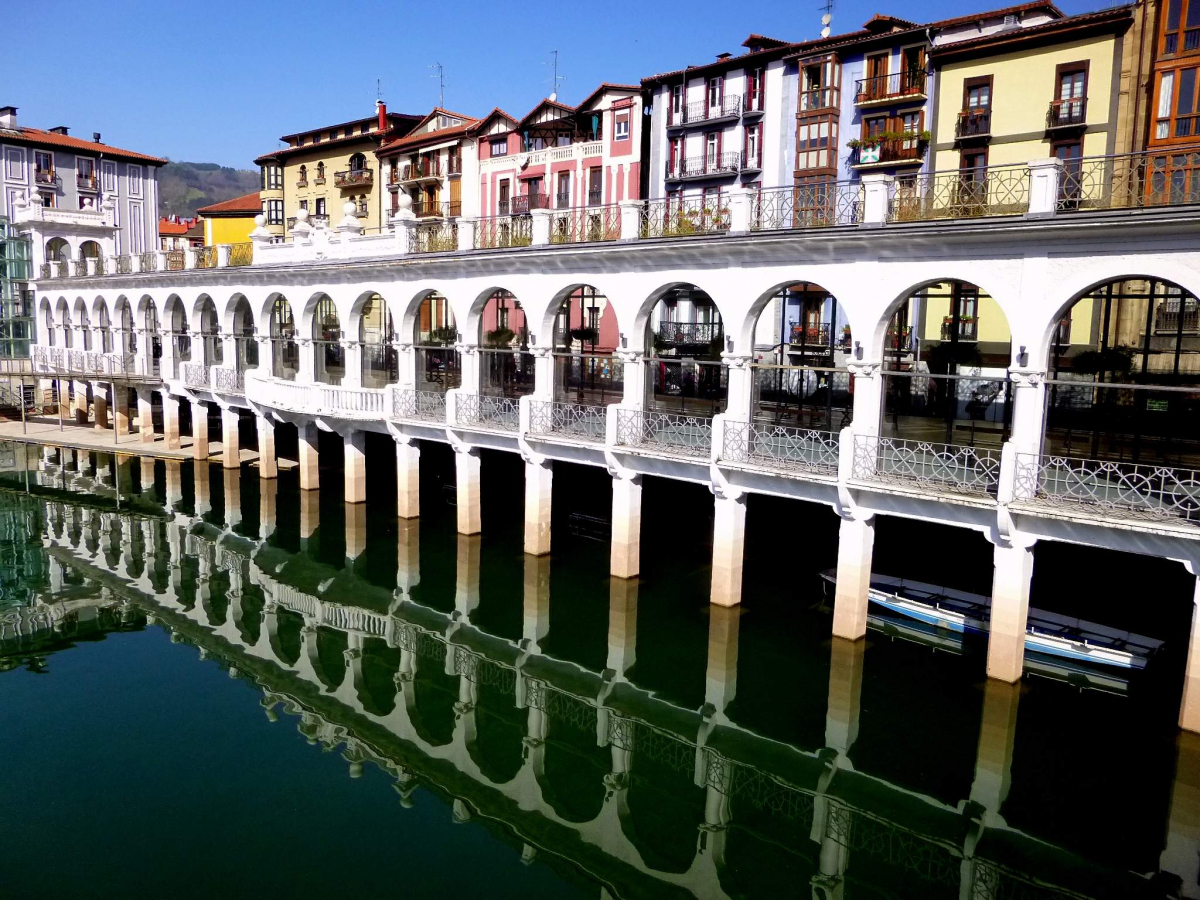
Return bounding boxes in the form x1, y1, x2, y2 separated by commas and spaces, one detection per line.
1, 439, 1197, 900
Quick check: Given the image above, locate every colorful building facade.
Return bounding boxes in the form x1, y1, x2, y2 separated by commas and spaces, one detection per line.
196, 192, 261, 246
375, 108, 478, 221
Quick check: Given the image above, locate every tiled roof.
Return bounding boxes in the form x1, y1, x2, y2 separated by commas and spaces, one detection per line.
469, 107, 521, 134
928, 4, 1130, 59
278, 111, 421, 142
516, 98, 577, 128
196, 191, 262, 216
576, 83, 642, 110
642, 38, 803, 85
158, 220, 193, 236
253, 129, 390, 165
0, 127, 166, 164
377, 120, 479, 155
741, 33, 791, 48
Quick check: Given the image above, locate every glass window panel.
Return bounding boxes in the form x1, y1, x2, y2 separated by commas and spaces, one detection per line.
1177, 67, 1196, 116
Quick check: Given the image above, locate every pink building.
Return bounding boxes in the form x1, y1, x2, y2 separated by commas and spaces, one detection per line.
475, 85, 643, 217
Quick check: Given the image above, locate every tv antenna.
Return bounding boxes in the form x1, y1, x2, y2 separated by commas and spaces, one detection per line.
820, 0, 833, 37
545, 50, 566, 101
376, 78, 382, 101
429, 62, 445, 108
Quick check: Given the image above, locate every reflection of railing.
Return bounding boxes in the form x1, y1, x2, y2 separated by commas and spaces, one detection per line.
454, 393, 520, 430
721, 420, 839, 474
549, 205, 620, 244
751, 183, 863, 230
614, 408, 712, 458
1013, 453, 1200, 525
527, 400, 607, 442
640, 199, 730, 237
1057, 145, 1200, 212
391, 388, 447, 422
474, 215, 532, 249
851, 434, 1001, 497
888, 165, 1030, 222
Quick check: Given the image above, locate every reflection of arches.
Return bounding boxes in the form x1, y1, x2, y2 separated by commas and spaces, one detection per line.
463, 678, 524, 785
534, 723, 608, 823
307, 626, 348, 691
618, 749, 706, 874
268, 608, 303, 666
311, 295, 344, 385
269, 295, 297, 380
355, 639, 401, 716
399, 647, 457, 747
233, 590, 264, 647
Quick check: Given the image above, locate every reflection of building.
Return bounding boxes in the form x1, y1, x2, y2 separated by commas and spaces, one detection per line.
196, 192, 260, 246
255, 102, 422, 240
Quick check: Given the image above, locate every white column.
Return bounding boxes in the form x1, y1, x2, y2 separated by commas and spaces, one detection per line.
344, 430, 366, 504
1007, 369, 1047, 454
610, 473, 642, 579
455, 447, 481, 535
860, 172, 894, 226
617, 350, 645, 409
721, 354, 753, 420
396, 438, 419, 518
986, 540, 1035, 682
221, 407, 240, 468
298, 422, 319, 490
847, 362, 883, 436
191, 400, 209, 460
832, 514, 875, 641
1026, 157, 1064, 218
710, 491, 747, 608
256, 414, 277, 479
112, 388, 130, 440
523, 459, 552, 556
91, 383, 108, 429
530, 208, 552, 245
137, 391, 154, 443
73, 379, 90, 424
704, 604, 740, 716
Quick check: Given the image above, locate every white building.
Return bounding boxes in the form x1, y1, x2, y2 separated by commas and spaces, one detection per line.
0, 105, 165, 272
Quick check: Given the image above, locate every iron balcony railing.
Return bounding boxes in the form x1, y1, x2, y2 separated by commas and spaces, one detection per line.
334, 168, 372, 187
213, 367, 245, 393
455, 393, 519, 430
751, 183, 863, 230
228, 243, 253, 266
665, 152, 742, 180
408, 221, 458, 254
34, 169, 60, 187
657, 321, 722, 345
512, 193, 551, 214
940, 317, 978, 341
789, 323, 832, 345
854, 71, 927, 104
39, 263, 51, 279
72, 259, 88, 276
76, 173, 99, 191
549, 205, 621, 244
799, 87, 837, 112
527, 400, 608, 442
115, 255, 132, 275
668, 95, 742, 127
1057, 144, 1200, 212
851, 434, 1002, 497
475, 214, 532, 249
401, 160, 440, 181
139, 251, 158, 272
721, 420, 840, 475
195, 246, 217, 269
165, 250, 185, 271
848, 139, 926, 167
412, 199, 460, 218
1155, 304, 1200, 333
641, 197, 731, 237
587, 188, 603, 206
955, 109, 992, 139
614, 408, 713, 458
741, 150, 762, 171
392, 388, 447, 422
887, 164, 1031, 222
555, 192, 572, 209
1048, 98, 1087, 128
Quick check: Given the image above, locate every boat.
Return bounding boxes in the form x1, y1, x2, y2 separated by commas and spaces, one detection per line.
820, 570, 1163, 672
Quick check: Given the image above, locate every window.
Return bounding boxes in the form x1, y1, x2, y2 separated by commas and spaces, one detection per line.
1162, 0, 1200, 53
312, 133, 320, 143
41, 192, 53, 208
263, 165, 281, 190
526, 177, 543, 200
668, 135, 683, 175
588, 167, 602, 204
1176, 67, 1200, 136
671, 85, 684, 123
746, 67, 766, 111
708, 76, 723, 108
316, 161, 325, 180
1053, 64, 1088, 126
796, 117, 837, 173
329, 131, 337, 141
865, 53, 888, 97
530, 136, 546, 150
298, 164, 307, 183
299, 199, 308, 210
705, 132, 720, 168
556, 131, 571, 147
34, 151, 52, 176
344, 127, 352, 137
361, 123, 369, 134
102, 160, 116, 193
614, 114, 630, 140
964, 77, 992, 111
744, 122, 762, 167
266, 199, 283, 225
1157, 71, 1177, 138
556, 172, 571, 207
498, 179, 511, 214
490, 137, 508, 157
349, 153, 366, 171
900, 110, 922, 148
315, 198, 326, 216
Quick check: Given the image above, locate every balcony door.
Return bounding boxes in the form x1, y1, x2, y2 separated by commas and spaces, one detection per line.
866, 54, 888, 99
1056, 67, 1086, 124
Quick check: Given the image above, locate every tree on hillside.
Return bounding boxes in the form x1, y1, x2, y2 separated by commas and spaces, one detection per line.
158, 161, 260, 218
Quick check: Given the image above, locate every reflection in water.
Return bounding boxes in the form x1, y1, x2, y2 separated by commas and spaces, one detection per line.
0, 440, 1197, 899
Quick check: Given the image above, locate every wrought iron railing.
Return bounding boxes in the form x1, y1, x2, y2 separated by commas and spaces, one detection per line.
888, 165, 1030, 222
510, 193, 551, 215
1155, 304, 1200, 333
1047, 98, 1087, 128
1057, 145, 1200, 212
854, 71, 927, 103
228, 243, 253, 266
955, 109, 991, 138
34, 169, 59, 187
334, 168, 373, 187
392, 388, 447, 422
665, 152, 742, 179
412, 199, 459, 219
39, 263, 52, 280
183, 363, 210, 388
55, 260, 69, 278
852, 434, 1001, 497
409, 221, 459, 254
401, 160, 440, 180
751, 183, 863, 230
195, 246, 217, 269
72, 259, 88, 276
1013, 453, 1200, 524
614, 408, 713, 458
549, 205, 620, 244
213, 367, 245, 393
77, 174, 99, 191
115, 255, 132, 275
657, 321, 722, 345
721, 420, 839, 474
849, 139, 926, 167
940, 317, 978, 341
474, 215, 532, 249
94, 256, 106, 275
669, 95, 742, 126
165, 250, 185, 271
454, 393, 519, 430
789, 323, 832, 346
140, 251, 158, 272
640, 198, 731, 237
528, 400, 608, 442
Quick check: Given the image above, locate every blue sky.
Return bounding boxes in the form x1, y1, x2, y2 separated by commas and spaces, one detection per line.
8, 0, 1108, 170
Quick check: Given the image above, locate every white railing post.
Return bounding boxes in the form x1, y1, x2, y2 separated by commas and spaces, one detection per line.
249, 216, 273, 267
156, 250, 169, 271
185, 248, 200, 270
727, 187, 754, 235
1026, 158, 1063, 218
530, 208, 552, 246
217, 244, 233, 267
711, 413, 726, 465
456, 219, 476, 252
721, 352, 754, 423
619, 200, 642, 240
860, 173, 893, 227
86, 258, 100, 276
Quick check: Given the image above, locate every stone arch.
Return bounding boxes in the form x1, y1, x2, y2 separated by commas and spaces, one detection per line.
38, 297, 54, 346
541, 283, 625, 406
309, 293, 344, 385
193, 294, 221, 366
632, 280, 729, 353
91, 296, 112, 353
226, 293, 258, 371
55, 297, 72, 348
641, 281, 727, 415
267, 293, 298, 380
410, 289, 459, 394
78, 240, 102, 260
113, 295, 136, 355
45, 236, 71, 262
475, 287, 534, 399
351, 290, 395, 389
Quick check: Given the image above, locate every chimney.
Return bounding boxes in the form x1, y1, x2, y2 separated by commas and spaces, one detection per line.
0, 106, 15, 129
49, 126, 69, 135
93, 132, 101, 143
377, 100, 387, 132
716, 52, 732, 60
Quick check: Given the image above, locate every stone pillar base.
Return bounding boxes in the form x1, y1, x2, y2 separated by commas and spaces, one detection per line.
523, 459, 552, 556
93, 390, 108, 430
610, 474, 642, 579
344, 430, 366, 503
221, 408, 240, 468
138, 392, 154, 443
299, 422, 319, 490
710, 493, 747, 607
455, 448, 481, 535
986, 541, 1035, 682
162, 394, 181, 450
832, 515, 875, 640
192, 400, 209, 460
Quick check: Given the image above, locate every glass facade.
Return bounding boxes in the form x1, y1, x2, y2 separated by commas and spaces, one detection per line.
0, 218, 33, 359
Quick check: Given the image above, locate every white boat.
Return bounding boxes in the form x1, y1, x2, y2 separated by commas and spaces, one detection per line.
820, 570, 1163, 672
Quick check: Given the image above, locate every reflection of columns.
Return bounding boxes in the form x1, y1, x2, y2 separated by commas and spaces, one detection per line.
969, 678, 1020, 824
610, 473, 641, 579
704, 604, 740, 716
522, 554, 550, 652
164, 460, 183, 510
455, 533, 481, 618
825, 637, 865, 757
221, 408, 240, 468
260, 477, 278, 540
92, 382, 108, 429
344, 430, 366, 503
162, 392, 181, 450
139, 457, 155, 492
256, 414, 277, 479
191, 400, 209, 460
300, 489, 320, 547
987, 540, 1035, 682
396, 517, 420, 595
1161, 732, 1200, 898
138, 391, 154, 443
194, 460, 211, 516
1181, 575, 1200, 733
298, 422, 319, 490
345, 501, 367, 562
523, 459, 552, 556
455, 447, 481, 536
396, 438, 419, 518
606, 577, 638, 677
113, 388, 130, 439
832, 514, 875, 641
710, 491, 746, 607
115, 454, 133, 496
223, 465, 241, 529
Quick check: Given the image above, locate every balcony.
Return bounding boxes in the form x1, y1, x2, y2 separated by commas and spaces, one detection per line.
656, 321, 722, 346
667, 95, 743, 129
334, 168, 373, 188
1154, 304, 1200, 334
446, 156, 462, 177
76, 173, 99, 193
741, 150, 762, 173
849, 139, 927, 169
34, 169, 60, 188
412, 199, 461, 219
854, 72, 927, 107
500, 193, 550, 216
296, 178, 308, 188
789, 323, 832, 346
587, 188, 603, 206
398, 160, 441, 184
1047, 98, 1087, 130
955, 110, 991, 140
799, 87, 838, 113
555, 193, 572, 209
665, 152, 742, 182
941, 317, 978, 341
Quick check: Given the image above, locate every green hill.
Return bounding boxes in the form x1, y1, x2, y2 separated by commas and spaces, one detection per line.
158, 161, 259, 218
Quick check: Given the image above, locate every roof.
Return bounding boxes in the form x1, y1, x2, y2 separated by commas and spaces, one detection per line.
376, 108, 480, 155
469, 107, 521, 135
576, 83, 641, 110
516, 98, 577, 128
642, 35, 804, 85
928, 5, 1131, 62
253, 129, 393, 165
0, 126, 166, 165
158, 219, 193, 236
278, 111, 421, 142
196, 191, 262, 216
741, 34, 791, 49
184, 221, 204, 239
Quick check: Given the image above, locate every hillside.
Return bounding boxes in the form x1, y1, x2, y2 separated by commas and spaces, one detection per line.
158, 161, 260, 218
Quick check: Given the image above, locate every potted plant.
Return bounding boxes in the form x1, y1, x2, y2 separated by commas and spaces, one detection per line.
569, 326, 599, 345
485, 326, 515, 347
430, 326, 457, 346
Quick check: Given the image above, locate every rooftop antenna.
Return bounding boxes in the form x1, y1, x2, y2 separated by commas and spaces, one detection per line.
820, 0, 833, 37
429, 62, 445, 108
544, 50, 566, 102
376, 78, 382, 102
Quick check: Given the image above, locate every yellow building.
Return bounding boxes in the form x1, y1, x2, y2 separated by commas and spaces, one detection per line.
254, 102, 421, 240
197, 191, 261, 246
930, 7, 1134, 172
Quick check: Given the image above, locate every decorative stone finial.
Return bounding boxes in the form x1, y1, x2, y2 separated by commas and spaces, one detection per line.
343, 200, 358, 218
295, 207, 310, 224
